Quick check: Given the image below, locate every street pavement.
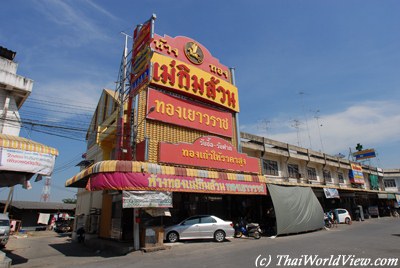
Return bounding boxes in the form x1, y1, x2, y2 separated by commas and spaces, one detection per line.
2, 217, 399, 268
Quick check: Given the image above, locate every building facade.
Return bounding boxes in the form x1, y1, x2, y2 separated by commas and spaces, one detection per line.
66, 17, 398, 250
0, 47, 58, 190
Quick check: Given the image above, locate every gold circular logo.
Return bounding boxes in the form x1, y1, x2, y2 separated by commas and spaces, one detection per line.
184, 42, 204, 65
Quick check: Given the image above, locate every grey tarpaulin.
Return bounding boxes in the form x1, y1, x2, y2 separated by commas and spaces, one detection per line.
267, 184, 324, 235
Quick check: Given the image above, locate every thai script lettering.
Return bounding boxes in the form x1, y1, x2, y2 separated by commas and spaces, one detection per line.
148, 176, 226, 192
152, 37, 230, 80
154, 99, 229, 130
147, 175, 265, 194
182, 149, 247, 167
152, 58, 237, 110
225, 183, 265, 193
198, 137, 233, 151
153, 38, 179, 58
209, 64, 229, 79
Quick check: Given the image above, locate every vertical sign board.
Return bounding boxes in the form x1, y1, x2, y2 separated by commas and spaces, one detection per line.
349, 163, 365, 184
130, 16, 155, 96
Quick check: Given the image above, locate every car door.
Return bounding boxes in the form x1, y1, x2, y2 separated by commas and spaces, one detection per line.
179, 216, 201, 239
198, 216, 218, 238
337, 209, 346, 223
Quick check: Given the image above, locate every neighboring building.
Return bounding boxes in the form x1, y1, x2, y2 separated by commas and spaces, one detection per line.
382, 169, 400, 192
381, 169, 400, 210
0, 46, 58, 188
241, 132, 388, 216
0, 200, 75, 230
74, 89, 118, 238
0, 46, 31, 136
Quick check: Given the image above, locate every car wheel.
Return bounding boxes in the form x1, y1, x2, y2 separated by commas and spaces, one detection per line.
214, 230, 225, 242
345, 217, 352, 225
167, 231, 179, 243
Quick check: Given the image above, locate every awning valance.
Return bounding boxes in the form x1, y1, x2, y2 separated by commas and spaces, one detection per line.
87, 172, 267, 195
0, 134, 58, 156
0, 134, 58, 182
65, 160, 267, 188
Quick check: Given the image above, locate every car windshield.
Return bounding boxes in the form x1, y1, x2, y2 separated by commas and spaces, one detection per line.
0, 220, 9, 226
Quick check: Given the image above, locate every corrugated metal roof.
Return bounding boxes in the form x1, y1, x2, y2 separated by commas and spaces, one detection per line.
0, 200, 75, 210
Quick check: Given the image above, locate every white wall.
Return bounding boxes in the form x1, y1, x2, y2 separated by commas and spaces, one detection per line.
0, 91, 21, 135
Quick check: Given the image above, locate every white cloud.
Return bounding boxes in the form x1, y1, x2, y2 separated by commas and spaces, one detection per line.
242, 100, 400, 158
32, 0, 114, 47
85, 0, 120, 21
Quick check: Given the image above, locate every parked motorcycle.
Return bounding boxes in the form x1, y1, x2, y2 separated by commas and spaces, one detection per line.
234, 218, 261, 239
324, 213, 332, 228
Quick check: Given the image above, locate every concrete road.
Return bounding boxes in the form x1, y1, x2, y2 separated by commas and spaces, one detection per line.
3, 217, 399, 268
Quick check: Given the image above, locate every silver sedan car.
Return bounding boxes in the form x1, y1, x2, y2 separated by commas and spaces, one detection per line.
164, 215, 234, 243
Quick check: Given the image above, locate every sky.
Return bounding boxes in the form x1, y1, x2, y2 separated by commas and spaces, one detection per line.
1, 0, 400, 202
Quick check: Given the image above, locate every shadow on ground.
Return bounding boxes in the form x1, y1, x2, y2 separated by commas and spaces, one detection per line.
2, 249, 28, 265
49, 242, 120, 258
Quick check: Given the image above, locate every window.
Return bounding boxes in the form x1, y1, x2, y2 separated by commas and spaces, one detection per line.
288, 164, 299, 178
263, 159, 279, 176
338, 173, 344, 183
183, 217, 200, 225
323, 170, 332, 182
200, 216, 217, 224
384, 179, 396, 188
307, 167, 317, 180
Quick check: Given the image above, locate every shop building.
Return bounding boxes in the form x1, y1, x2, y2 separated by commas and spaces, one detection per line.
66, 16, 267, 249
66, 16, 396, 250
380, 169, 400, 215
241, 132, 395, 220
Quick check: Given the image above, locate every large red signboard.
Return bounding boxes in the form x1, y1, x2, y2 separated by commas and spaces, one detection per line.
159, 136, 260, 174
147, 88, 233, 137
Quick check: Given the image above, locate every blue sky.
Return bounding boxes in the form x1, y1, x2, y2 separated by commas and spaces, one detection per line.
1, 0, 400, 202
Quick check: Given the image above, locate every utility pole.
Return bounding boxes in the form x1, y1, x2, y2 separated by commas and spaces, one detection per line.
299, 91, 312, 149
291, 119, 302, 147
40, 176, 51, 202
314, 109, 325, 152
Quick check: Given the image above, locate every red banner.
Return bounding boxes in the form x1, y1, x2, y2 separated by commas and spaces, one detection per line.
159, 136, 260, 173
88, 172, 267, 195
147, 88, 233, 137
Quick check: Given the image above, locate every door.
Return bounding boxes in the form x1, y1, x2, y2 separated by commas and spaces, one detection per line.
179, 216, 200, 239
198, 216, 218, 238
